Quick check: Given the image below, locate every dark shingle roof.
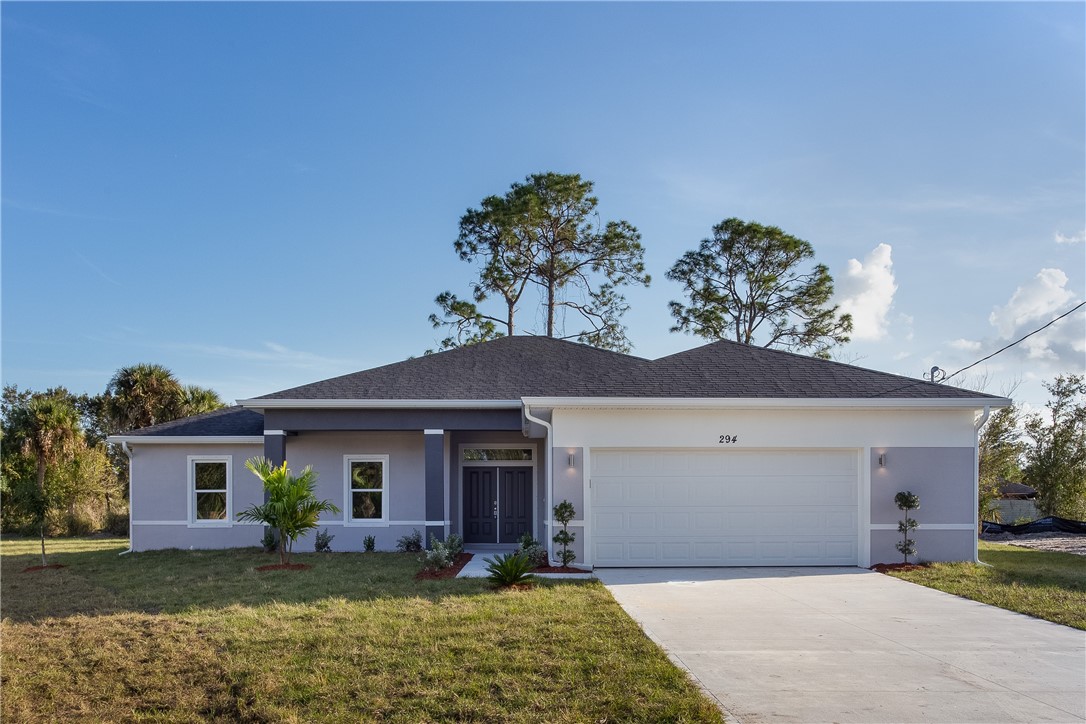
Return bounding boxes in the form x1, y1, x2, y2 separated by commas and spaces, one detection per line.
121, 406, 264, 437
255, 336, 1001, 401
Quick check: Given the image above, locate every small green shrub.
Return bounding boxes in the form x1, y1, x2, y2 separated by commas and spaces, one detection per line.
484, 552, 536, 586
552, 500, 577, 567
445, 533, 464, 558
314, 528, 334, 553
517, 532, 549, 567
396, 529, 423, 553
363, 535, 376, 552
260, 530, 278, 554
420, 535, 453, 571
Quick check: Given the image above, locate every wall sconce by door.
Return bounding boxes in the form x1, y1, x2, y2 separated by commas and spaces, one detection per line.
878, 453, 887, 468
567, 453, 576, 468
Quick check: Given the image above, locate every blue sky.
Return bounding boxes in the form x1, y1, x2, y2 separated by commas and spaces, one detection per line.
3, 2, 1083, 411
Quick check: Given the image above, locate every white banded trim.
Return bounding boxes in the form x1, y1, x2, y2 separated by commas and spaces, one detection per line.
545, 520, 585, 527
134, 520, 450, 527
424, 429, 444, 435
869, 523, 975, 530
264, 430, 288, 436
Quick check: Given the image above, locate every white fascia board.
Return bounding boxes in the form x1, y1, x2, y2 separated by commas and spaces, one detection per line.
107, 435, 264, 445
237, 398, 522, 410
520, 396, 1011, 410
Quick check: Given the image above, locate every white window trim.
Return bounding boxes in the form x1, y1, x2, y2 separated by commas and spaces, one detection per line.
344, 454, 390, 527
187, 455, 232, 528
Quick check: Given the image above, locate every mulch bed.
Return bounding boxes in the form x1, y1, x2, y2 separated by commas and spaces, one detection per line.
871, 563, 928, 573
255, 563, 312, 572
415, 552, 473, 580
533, 565, 592, 574
21, 564, 67, 573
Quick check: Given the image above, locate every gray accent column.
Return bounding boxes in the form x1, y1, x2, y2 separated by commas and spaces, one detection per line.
264, 431, 287, 466
424, 430, 445, 544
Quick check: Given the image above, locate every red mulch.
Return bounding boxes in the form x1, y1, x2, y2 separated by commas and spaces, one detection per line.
21, 564, 66, 573
415, 552, 474, 580
871, 563, 928, 573
255, 562, 312, 572
533, 565, 591, 574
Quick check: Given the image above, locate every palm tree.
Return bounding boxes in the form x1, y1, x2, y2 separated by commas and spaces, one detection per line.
9, 393, 83, 566
237, 458, 340, 565
183, 385, 226, 416
103, 364, 185, 432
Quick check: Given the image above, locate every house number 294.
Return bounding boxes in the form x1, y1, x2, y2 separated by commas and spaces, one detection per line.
719, 434, 739, 444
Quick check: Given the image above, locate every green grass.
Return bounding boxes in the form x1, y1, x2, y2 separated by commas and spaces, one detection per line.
886, 541, 1086, 630
1, 537, 722, 723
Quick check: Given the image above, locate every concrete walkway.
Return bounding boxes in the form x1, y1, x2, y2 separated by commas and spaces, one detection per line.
456, 548, 594, 580
597, 567, 1085, 723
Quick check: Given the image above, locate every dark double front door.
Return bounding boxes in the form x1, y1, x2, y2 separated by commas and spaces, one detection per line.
463, 466, 532, 544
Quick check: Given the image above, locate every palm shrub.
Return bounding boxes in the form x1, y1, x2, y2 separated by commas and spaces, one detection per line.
236, 457, 340, 566
552, 500, 577, 567
484, 552, 536, 586
363, 535, 376, 553
894, 491, 920, 564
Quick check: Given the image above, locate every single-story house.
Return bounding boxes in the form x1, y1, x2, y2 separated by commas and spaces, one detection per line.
109, 336, 1008, 567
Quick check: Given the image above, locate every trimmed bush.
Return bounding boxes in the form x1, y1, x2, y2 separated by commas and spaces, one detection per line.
314, 528, 334, 552
396, 529, 423, 553
363, 535, 376, 553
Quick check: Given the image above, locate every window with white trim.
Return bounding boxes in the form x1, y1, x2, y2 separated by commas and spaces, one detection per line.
344, 455, 389, 525
189, 457, 231, 525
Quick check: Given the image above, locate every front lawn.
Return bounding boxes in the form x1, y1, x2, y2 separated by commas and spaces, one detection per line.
1, 537, 722, 723
885, 541, 1086, 630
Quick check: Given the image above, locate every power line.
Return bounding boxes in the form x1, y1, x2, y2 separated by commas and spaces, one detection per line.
863, 300, 1085, 398
943, 300, 1086, 383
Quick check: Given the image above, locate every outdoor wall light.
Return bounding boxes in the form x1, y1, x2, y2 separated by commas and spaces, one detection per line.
568, 453, 576, 468
878, 453, 887, 468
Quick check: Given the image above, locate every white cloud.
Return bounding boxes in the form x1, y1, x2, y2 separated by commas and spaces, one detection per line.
983, 268, 1084, 372
1055, 229, 1085, 245
950, 338, 982, 352
835, 243, 898, 341
171, 341, 347, 370
989, 268, 1076, 338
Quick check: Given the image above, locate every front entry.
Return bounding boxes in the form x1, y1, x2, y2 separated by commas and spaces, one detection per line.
463, 466, 532, 544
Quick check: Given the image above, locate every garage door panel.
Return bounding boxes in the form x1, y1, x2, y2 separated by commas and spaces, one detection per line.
592, 449, 858, 567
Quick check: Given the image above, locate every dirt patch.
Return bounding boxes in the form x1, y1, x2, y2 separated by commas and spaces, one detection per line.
415, 552, 473, 580
981, 531, 1086, 556
21, 564, 67, 573
255, 562, 311, 572
871, 562, 928, 573
533, 565, 592, 574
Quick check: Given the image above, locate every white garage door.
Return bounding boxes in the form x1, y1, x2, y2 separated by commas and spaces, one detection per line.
591, 449, 858, 567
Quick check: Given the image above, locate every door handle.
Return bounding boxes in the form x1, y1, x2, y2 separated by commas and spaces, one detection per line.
492, 500, 498, 519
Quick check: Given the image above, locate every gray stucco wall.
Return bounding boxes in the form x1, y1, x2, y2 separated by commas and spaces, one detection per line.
871, 528, 975, 565
552, 446, 586, 563
870, 447, 975, 525
869, 446, 976, 564
129, 443, 264, 551
282, 430, 426, 552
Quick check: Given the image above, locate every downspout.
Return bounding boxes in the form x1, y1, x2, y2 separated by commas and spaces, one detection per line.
119, 441, 134, 556
973, 406, 991, 564
522, 403, 554, 563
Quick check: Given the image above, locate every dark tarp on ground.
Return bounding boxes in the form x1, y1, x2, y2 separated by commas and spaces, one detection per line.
982, 516, 1086, 535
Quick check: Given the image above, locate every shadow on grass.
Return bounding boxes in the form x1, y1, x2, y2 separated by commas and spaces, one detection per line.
1, 540, 592, 622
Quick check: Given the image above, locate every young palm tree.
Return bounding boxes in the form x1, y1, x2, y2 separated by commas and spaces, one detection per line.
9, 393, 83, 566
237, 458, 340, 565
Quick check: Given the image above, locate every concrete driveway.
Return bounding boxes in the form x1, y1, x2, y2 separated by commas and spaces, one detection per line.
597, 567, 1085, 723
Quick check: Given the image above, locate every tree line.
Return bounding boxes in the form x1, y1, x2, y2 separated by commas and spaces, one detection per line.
1, 365, 224, 551
429, 171, 853, 358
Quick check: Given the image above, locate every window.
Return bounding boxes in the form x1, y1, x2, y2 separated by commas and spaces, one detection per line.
188, 457, 230, 526
462, 448, 533, 461
344, 455, 388, 525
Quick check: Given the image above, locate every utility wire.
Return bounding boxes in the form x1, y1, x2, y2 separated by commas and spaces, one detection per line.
865, 300, 1086, 398
942, 300, 1086, 383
